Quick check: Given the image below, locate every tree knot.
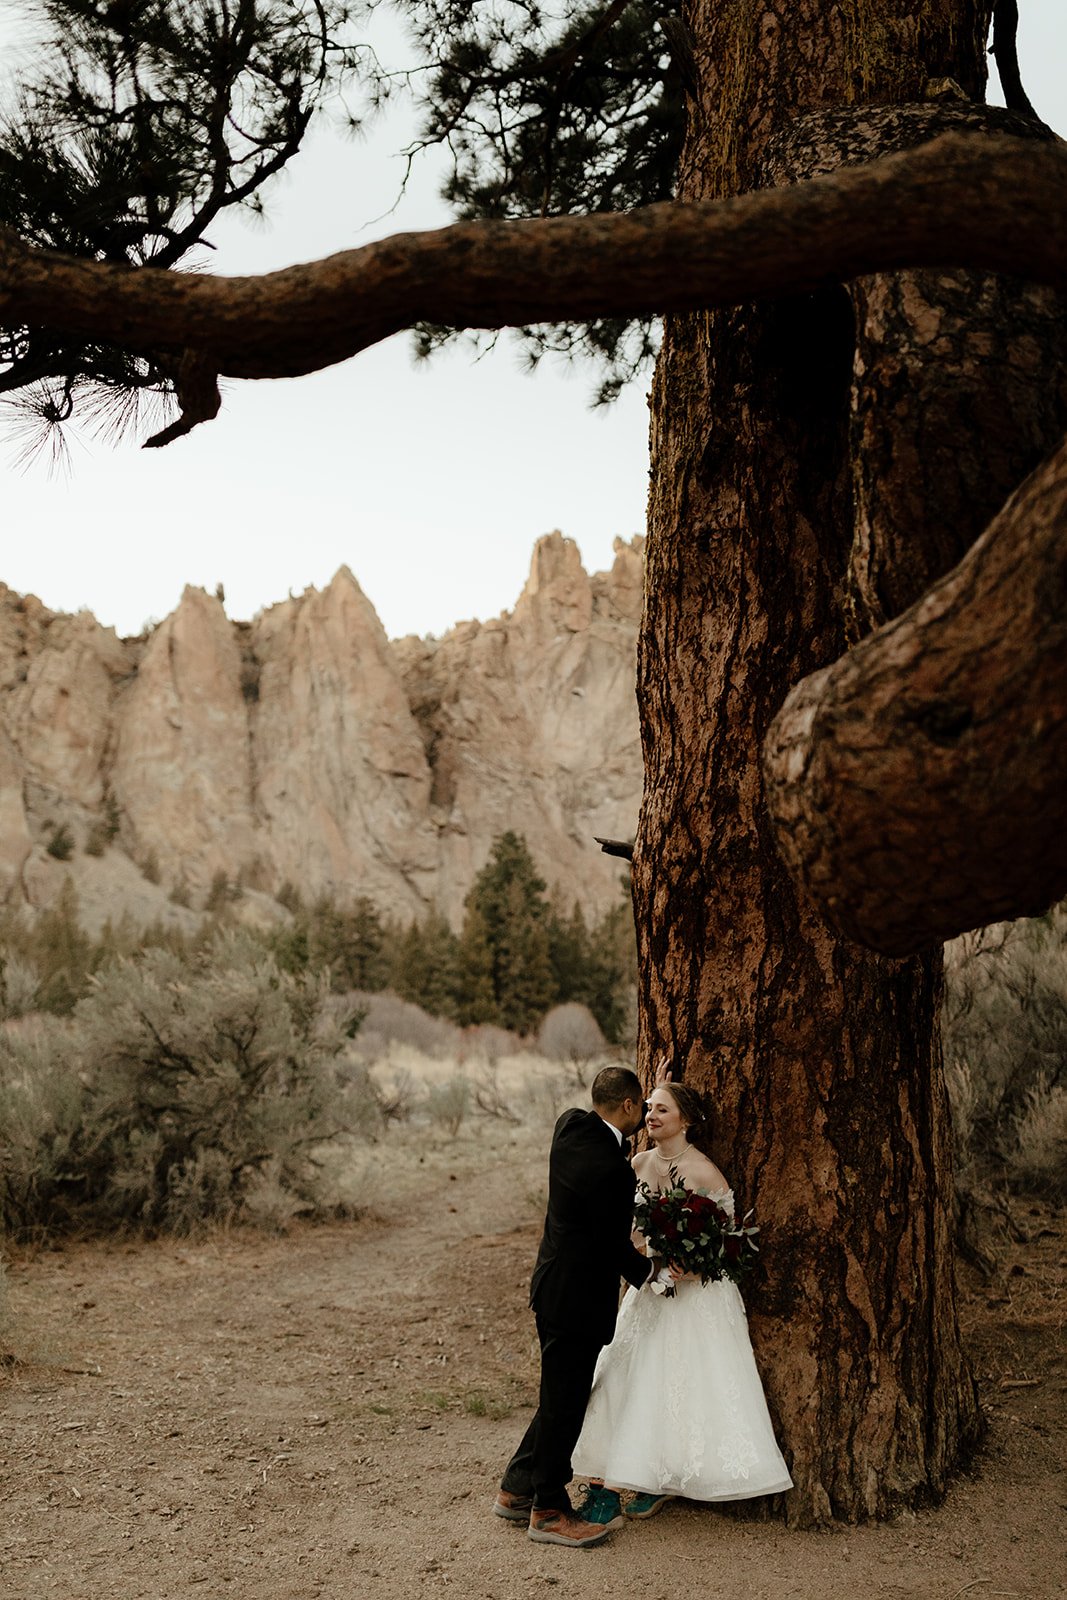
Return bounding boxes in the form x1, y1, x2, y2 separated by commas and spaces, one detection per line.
904, 698, 973, 745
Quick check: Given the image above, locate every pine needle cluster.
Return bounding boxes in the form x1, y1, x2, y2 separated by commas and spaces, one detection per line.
398, 0, 685, 399
0, 0, 364, 460
0, 1, 687, 452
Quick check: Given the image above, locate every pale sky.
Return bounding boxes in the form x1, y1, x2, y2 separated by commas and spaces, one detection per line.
1, 6, 1063, 642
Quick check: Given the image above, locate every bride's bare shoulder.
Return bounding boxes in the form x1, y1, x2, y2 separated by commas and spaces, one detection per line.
690, 1151, 730, 1193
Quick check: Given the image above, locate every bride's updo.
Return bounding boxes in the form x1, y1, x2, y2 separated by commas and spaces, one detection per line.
662, 1081, 715, 1155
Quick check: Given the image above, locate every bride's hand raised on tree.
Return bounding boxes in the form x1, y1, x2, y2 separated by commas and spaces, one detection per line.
653, 1055, 673, 1087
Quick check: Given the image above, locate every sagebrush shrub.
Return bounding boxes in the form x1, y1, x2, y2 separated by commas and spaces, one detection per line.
0, 954, 40, 1020
0, 932, 371, 1239
943, 908, 1067, 1179
423, 1073, 471, 1136
461, 1022, 523, 1064
537, 1002, 607, 1064
1011, 1079, 1067, 1199
0, 1017, 88, 1238
352, 991, 464, 1060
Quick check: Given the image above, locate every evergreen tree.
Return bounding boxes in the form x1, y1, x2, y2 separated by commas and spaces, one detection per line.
546, 898, 593, 1005
458, 832, 556, 1033
585, 900, 637, 1045
397, 0, 682, 401
308, 894, 388, 993
454, 902, 499, 1027
494, 875, 556, 1034
343, 896, 389, 991
546, 890, 636, 1044
391, 908, 462, 1020
268, 915, 311, 978
306, 896, 344, 979
0, 0, 361, 455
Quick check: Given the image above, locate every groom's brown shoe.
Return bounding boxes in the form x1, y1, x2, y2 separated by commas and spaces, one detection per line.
527, 1507, 612, 1548
493, 1489, 534, 1522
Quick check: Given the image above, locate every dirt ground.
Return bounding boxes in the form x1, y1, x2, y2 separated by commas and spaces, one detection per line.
2, 1123, 1064, 1600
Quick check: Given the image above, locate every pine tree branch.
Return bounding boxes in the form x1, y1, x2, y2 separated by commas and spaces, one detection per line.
0, 131, 1065, 442
595, 836, 634, 860
991, 1, 1038, 120
763, 435, 1067, 957
142, 349, 220, 446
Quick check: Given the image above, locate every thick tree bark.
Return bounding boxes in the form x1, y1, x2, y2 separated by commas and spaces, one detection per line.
758, 103, 1067, 954
765, 102, 1067, 639
764, 436, 1067, 955
634, 0, 1011, 1524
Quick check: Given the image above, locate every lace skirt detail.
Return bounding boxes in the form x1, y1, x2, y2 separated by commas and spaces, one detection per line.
571, 1277, 793, 1501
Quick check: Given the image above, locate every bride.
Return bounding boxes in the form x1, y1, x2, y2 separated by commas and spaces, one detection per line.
570, 1079, 793, 1520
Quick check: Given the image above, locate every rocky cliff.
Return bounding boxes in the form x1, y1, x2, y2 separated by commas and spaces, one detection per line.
0, 533, 643, 930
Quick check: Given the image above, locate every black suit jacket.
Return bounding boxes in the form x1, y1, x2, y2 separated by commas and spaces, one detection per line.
529, 1107, 652, 1345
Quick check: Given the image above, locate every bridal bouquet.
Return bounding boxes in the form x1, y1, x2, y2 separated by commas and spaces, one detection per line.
634, 1171, 759, 1297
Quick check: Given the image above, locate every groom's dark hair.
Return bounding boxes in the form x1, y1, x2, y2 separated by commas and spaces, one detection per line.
591, 1066, 643, 1109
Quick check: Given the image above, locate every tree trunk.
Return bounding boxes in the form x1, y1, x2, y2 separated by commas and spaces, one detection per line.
634, 0, 1010, 1523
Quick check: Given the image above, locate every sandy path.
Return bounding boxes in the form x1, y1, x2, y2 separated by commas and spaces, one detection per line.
1, 1132, 1063, 1600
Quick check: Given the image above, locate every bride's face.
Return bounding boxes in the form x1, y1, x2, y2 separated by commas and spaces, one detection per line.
645, 1089, 686, 1145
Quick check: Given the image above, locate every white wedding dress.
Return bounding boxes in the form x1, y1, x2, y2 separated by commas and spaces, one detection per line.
571, 1180, 793, 1501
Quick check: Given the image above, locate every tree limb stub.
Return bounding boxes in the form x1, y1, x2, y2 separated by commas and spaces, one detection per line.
763, 437, 1067, 957
1, 132, 1065, 402
991, 1, 1039, 121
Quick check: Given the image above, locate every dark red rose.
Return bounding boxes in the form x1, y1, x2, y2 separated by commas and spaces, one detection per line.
724, 1234, 743, 1262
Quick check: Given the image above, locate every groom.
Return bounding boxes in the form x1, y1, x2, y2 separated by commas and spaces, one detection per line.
494, 1065, 653, 1548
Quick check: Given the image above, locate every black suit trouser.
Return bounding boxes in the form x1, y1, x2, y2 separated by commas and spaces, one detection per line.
500, 1312, 604, 1511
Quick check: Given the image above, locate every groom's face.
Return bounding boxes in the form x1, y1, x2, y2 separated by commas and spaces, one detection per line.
621, 1096, 646, 1136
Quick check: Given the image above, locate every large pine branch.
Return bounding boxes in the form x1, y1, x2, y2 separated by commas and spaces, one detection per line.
1, 131, 1065, 441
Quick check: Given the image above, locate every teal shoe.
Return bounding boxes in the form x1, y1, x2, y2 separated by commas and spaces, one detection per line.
625, 1491, 674, 1518
573, 1485, 625, 1528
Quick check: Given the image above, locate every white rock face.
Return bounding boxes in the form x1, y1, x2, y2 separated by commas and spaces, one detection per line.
111, 585, 259, 889
393, 532, 644, 922
249, 566, 438, 917
0, 534, 644, 923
